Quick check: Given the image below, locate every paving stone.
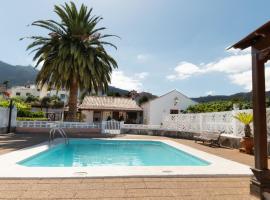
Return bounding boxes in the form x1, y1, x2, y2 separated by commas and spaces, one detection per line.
0, 134, 261, 199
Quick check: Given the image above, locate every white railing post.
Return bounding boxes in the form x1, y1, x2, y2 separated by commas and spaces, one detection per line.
199, 113, 203, 133
120, 121, 123, 127
232, 104, 239, 136
101, 120, 106, 134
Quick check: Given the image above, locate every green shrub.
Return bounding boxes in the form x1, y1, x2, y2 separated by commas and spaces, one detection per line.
186, 100, 252, 113
17, 117, 48, 121
17, 110, 45, 118
25, 95, 39, 103
0, 99, 31, 111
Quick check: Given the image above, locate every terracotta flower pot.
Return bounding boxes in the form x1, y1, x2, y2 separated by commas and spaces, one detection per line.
240, 137, 254, 154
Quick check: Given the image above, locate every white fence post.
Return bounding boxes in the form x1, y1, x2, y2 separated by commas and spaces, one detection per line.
199, 113, 203, 133
120, 121, 124, 129
232, 104, 239, 136
101, 120, 106, 134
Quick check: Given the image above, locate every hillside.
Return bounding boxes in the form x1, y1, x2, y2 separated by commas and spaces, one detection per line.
0, 61, 130, 95
192, 91, 270, 103
0, 61, 38, 87
1, 60, 269, 102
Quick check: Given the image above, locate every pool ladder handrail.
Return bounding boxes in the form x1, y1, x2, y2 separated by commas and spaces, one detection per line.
49, 123, 69, 145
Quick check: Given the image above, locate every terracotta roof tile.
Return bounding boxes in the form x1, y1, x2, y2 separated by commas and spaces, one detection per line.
79, 96, 142, 111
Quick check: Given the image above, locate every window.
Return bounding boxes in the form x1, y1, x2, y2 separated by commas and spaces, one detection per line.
26, 93, 30, 96
170, 109, 179, 114
93, 111, 102, 122
16, 92, 21, 96
60, 94, 65, 99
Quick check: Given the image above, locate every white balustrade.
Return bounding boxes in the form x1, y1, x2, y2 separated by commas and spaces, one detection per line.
121, 123, 177, 131
16, 121, 101, 129
162, 108, 270, 137
101, 120, 121, 134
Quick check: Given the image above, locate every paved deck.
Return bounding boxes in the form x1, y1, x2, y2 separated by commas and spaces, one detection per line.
0, 133, 261, 199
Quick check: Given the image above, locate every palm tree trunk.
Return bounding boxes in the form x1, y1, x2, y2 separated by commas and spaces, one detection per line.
67, 78, 78, 121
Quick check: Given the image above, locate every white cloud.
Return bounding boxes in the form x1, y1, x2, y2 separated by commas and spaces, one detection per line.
206, 54, 251, 74
229, 67, 270, 91
111, 70, 147, 91
206, 91, 215, 96
226, 47, 251, 55
167, 47, 270, 91
166, 62, 203, 80
135, 72, 149, 79
228, 70, 252, 90
136, 54, 151, 63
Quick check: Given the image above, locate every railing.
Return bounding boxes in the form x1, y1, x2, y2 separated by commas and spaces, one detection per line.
162, 108, 270, 137
101, 120, 122, 134
121, 124, 176, 131
17, 121, 101, 129
49, 123, 69, 145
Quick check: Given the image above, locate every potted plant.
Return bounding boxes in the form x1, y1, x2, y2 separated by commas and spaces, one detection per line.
234, 112, 254, 154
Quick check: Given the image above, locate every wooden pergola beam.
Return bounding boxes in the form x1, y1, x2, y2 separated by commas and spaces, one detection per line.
250, 47, 270, 198
251, 47, 268, 170
230, 21, 270, 199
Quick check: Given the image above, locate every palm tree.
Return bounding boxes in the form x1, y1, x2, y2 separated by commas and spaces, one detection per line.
234, 112, 253, 137
24, 2, 118, 121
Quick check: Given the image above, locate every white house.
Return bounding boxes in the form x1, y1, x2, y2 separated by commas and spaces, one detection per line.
8, 84, 69, 103
8, 85, 40, 98
141, 90, 197, 125
39, 85, 68, 103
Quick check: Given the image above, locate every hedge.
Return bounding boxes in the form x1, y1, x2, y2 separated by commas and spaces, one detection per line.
17, 117, 48, 121
17, 110, 45, 118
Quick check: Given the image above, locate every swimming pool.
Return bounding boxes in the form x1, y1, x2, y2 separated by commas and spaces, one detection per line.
19, 139, 209, 167
0, 138, 252, 177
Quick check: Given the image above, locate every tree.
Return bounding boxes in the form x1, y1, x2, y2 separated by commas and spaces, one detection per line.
138, 95, 149, 105
25, 95, 39, 103
25, 2, 118, 121
2, 80, 9, 90
234, 112, 253, 137
40, 96, 51, 112
186, 100, 252, 113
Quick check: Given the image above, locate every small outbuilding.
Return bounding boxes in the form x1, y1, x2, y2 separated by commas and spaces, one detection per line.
79, 96, 143, 124
141, 89, 197, 125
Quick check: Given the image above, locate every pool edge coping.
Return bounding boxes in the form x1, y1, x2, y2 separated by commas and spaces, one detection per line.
0, 138, 253, 178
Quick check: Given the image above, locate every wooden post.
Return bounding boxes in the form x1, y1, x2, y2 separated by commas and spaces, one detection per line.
250, 47, 270, 198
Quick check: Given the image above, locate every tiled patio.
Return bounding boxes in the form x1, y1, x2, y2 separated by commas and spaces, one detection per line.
0, 133, 261, 199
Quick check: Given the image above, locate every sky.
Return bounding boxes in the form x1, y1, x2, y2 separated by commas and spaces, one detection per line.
0, 0, 270, 97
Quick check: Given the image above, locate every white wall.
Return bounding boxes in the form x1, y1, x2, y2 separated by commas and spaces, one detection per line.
82, 110, 94, 123
143, 90, 197, 125
40, 85, 69, 103
9, 84, 69, 103
141, 102, 150, 124
0, 107, 17, 129
9, 85, 40, 98
162, 108, 270, 137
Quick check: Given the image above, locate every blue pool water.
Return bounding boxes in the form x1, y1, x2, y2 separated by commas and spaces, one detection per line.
18, 139, 210, 167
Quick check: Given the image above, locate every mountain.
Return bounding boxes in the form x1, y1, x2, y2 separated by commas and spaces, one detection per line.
0, 61, 38, 87
2, 60, 269, 102
107, 86, 129, 95
0, 60, 130, 94
192, 91, 270, 103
